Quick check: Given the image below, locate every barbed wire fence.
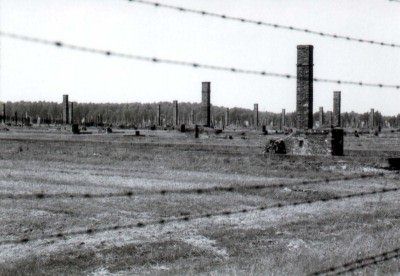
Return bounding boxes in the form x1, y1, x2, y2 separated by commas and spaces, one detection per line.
127, 0, 400, 49
0, 172, 384, 200
0, 183, 399, 247
0, 1, 399, 273
0, 31, 399, 90
310, 247, 400, 275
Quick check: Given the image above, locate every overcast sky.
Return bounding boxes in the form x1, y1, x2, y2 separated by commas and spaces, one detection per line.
0, 0, 399, 115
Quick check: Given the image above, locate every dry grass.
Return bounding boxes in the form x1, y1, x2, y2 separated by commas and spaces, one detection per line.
0, 127, 399, 275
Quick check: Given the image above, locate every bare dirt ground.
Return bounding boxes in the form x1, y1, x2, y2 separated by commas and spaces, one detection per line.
0, 127, 399, 275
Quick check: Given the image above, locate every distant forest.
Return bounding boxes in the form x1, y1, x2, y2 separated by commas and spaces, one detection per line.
1, 101, 399, 129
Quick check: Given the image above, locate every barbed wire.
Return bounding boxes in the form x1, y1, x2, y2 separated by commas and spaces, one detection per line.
310, 247, 400, 275
127, 0, 400, 49
1, 184, 399, 246
0, 173, 382, 201
1, 31, 399, 90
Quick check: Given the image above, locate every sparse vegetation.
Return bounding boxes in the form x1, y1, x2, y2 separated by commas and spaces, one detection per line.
0, 126, 399, 274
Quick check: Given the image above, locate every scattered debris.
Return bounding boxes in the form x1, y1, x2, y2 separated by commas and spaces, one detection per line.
388, 158, 400, 170
265, 139, 286, 154
71, 124, 80, 134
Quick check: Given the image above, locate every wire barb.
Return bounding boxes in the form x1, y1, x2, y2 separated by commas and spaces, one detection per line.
0, 31, 399, 90
0, 183, 398, 247
128, 0, 400, 49
0, 173, 381, 201
310, 247, 400, 275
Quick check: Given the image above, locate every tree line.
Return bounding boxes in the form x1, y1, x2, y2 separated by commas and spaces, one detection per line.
1, 101, 398, 129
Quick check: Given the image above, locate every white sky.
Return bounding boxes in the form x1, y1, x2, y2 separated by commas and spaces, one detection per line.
0, 0, 399, 115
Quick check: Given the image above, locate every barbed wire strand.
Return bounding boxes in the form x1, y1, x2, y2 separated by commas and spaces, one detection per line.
1, 31, 399, 90
310, 247, 400, 275
0, 173, 383, 201
1, 185, 399, 246
127, 0, 400, 49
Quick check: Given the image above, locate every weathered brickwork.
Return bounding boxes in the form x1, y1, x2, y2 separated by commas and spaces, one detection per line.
225, 108, 229, 127
201, 82, 211, 127
285, 133, 330, 156
69, 102, 74, 125
280, 109, 286, 130
296, 45, 314, 129
331, 128, 344, 156
369, 108, 374, 129
190, 109, 195, 125
157, 104, 161, 126
173, 100, 178, 126
269, 130, 343, 156
62, 95, 69, 125
333, 91, 341, 127
254, 104, 259, 127
319, 106, 324, 127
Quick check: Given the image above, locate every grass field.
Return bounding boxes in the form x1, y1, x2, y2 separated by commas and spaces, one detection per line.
0, 127, 399, 275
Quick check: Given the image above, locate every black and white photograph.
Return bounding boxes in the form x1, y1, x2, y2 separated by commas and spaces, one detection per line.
0, 0, 399, 274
